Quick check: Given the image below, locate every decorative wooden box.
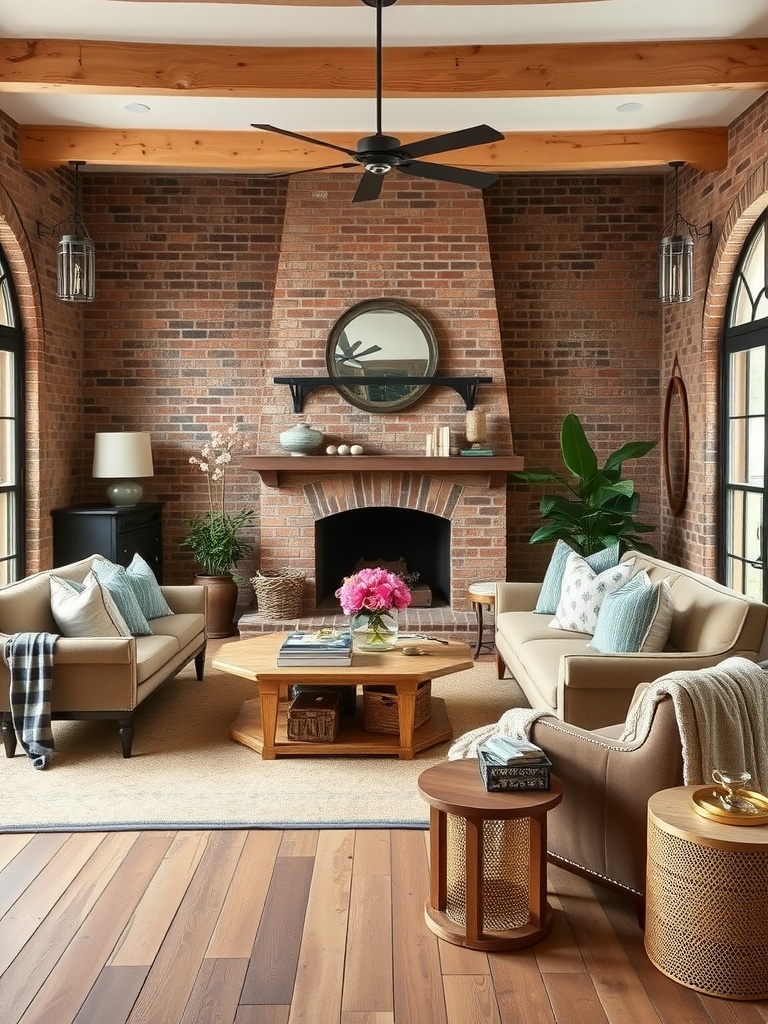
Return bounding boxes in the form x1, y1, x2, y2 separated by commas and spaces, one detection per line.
477, 750, 552, 792
287, 691, 340, 742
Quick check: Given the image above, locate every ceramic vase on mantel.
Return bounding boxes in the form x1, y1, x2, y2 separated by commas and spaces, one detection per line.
278, 422, 324, 456
194, 574, 240, 638
350, 609, 399, 652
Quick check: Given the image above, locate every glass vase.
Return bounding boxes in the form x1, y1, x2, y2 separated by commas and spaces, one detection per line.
350, 609, 399, 652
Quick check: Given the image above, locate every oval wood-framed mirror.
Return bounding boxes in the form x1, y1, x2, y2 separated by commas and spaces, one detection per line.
326, 298, 438, 413
663, 357, 690, 516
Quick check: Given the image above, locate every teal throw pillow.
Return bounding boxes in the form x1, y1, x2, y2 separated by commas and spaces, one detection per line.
535, 540, 621, 614
127, 553, 173, 619
89, 559, 152, 636
588, 571, 674, 653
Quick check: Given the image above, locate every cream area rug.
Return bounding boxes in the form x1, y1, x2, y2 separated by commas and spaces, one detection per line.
0, 660, 527, 832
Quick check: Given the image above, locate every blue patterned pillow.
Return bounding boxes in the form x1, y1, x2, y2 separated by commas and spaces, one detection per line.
549, 552, 635, 634
535, 540, 621, 614
89, 559, 152, 636
126, 553, 173, 619
588, 571, 674, 653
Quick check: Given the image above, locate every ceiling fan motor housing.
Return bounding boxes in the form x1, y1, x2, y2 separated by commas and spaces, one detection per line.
356, 134, 405, 174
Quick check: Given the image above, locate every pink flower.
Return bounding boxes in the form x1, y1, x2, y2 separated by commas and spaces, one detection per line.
335, 567, 412, 615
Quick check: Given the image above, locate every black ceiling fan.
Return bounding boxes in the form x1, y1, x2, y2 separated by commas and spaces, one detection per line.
252, 0, 504, 203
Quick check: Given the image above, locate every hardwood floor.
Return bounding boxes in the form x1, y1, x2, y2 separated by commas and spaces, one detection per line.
0, 828, 766, 1024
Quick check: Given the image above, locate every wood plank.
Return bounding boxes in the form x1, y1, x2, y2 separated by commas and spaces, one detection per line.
438, 937, 490, 976
0, 832, 107, 976
342, 1015, 394, 1024
235, 1008, 290, 1024
0, 832, 70, 917
290, 830, 355, 1022
533, 885, 587, 975
109, 830, 209, 967
279, 830, 318, 858
206, 830, 283, 958
180, 957, 250, 1024
0, 833, 35, 873
125, 831, 248, 1023
542, 973, 610, 1024
9, 832, 172, 1024
73, 965, 149, 1024
0, 832, 142, 1024
17, 126, 727, 174
343, 870, 393, 1011
4, 38, 763, 98
443, 975, 501, 1024
488, 952, 556, 1024
240, 856, 314, 1005
391, 830, 447, 1024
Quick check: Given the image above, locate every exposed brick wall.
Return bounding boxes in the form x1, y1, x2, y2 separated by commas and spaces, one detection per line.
660, 92, 768, 577
485, 175, 664, 580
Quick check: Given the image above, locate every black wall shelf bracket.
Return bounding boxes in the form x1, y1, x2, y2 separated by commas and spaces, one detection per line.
274, 376, 493, 413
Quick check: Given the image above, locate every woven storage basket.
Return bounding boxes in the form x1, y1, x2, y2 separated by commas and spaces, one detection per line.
363, 680, 431, 734
251, 568, 305, 620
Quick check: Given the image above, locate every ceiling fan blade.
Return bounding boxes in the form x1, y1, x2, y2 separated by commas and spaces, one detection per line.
261, 162, 357, 179
402, 125, 505, 161
251, 124, 357, 158
352, 172, 386, 204
398, 160, 498, 190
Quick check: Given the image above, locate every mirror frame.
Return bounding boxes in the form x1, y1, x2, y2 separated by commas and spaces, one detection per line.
326, 298, 439, 413
662, 363, 690, 517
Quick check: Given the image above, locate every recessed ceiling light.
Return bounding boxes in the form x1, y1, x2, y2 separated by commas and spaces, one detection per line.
124, 102, 151, 114
617, 102, 644, 114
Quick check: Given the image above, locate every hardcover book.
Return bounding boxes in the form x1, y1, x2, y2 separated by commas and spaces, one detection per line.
277, 630, 353, 666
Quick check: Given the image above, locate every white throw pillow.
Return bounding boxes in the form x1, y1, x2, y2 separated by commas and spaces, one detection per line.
50, 575, 132, 638
549, 552, 636, 635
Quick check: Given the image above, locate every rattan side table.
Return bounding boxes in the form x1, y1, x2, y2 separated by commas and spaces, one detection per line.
645, 786, 768, 1000
417, 758, 563, 950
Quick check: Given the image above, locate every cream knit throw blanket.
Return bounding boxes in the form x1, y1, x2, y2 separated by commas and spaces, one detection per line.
447, 707, 553, 760
619, 656, 768, 790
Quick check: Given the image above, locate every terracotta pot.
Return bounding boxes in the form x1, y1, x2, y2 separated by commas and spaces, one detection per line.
194, 574, 240, 638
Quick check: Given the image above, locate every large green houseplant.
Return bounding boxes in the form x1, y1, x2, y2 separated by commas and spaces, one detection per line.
516, 413, 658, 556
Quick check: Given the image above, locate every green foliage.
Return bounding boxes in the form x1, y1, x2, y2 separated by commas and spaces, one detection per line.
516, 414, 658, 556
182, 508, 255, 577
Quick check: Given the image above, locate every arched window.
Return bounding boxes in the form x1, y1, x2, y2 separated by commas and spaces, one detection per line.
721, 212, 768, 599
0, 247, 25, 583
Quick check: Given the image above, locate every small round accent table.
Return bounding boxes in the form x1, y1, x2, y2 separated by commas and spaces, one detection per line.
467, 582, 498, 659
645, 786, 768, 1000
417, 758, 563, 950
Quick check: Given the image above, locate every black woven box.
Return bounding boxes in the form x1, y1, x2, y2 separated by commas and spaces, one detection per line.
287, 690, 340, 742
477, 749, 552, 792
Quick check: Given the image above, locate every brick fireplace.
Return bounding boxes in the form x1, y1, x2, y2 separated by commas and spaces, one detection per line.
240, 173, 520, 640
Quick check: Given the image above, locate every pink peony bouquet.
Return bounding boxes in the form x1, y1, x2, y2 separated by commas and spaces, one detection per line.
335, 567, 412, 616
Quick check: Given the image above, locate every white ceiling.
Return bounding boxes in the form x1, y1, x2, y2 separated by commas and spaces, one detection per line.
1, 0, 767, 175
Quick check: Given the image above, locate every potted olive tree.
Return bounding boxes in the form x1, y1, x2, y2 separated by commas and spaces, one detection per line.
516, 413, 658, 556
183, 423, 255, 637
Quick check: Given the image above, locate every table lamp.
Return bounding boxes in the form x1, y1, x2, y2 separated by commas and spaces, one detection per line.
92, 431, 154, 506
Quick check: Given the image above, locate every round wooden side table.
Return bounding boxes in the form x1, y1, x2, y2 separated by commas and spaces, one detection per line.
467, 582, 497, 658
417, 758, 563, 950
645, 786, 768, 1000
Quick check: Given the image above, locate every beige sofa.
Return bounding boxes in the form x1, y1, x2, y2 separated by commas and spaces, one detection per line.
495, 551, 768, 729
0, 555, 207, 758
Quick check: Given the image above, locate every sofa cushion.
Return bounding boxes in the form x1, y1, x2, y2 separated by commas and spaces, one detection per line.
50, 575, 132, 639
89, 560, 152, 636
588, 572, 674, 654
149, 612, 205, 651
517, 637, 595, 708
134, 634, 181, 683
126, 553, 173, 620
535, 540, 620, 614
550, 553, 635, 634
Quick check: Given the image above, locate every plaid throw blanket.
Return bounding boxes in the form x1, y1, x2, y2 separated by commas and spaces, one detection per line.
5, 632, 58, 770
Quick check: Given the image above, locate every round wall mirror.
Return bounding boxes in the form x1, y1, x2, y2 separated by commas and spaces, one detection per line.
326, 298, 438, 412
663, 362, 690, 516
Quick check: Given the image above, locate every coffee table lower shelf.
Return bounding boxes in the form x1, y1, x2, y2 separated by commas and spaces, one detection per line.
230, 695, 453, 759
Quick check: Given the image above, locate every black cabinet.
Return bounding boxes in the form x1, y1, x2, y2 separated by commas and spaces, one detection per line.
52, 503, 163, 583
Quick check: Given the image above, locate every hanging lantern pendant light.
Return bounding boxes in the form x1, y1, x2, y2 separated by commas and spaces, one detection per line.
659, 161, 711, 305
57, 160, 95, 303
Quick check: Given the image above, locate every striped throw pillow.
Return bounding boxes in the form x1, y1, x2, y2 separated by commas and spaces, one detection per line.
588, 571, 674, 653
126, 553, 173, 619
89, 559, 152, 636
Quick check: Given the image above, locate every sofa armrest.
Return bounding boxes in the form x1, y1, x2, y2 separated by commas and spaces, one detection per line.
0, 632, 134, 665
496, 582, 542, 614
160, 586, 207, 616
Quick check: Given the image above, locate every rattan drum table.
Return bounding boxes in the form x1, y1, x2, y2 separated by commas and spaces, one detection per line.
418, 758, 563, 950
645, 786, 768, 1000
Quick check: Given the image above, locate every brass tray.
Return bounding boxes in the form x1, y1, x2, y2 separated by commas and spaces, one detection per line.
691, 785, 768, 826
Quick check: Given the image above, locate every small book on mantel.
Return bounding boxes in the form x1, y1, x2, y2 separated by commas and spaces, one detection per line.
277, 630, 353, 667
459, 449, 495, 457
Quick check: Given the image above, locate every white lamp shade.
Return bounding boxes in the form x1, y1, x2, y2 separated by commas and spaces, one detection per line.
92, 431, 154, 479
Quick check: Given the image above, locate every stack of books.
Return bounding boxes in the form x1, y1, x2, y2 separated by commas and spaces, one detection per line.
477, 736, 552, 791
277, 629, 353, 667
459, 448, 495, 457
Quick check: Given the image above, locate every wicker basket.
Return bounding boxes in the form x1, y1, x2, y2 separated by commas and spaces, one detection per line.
251, 568, 305, 620
363, 680, 431, 734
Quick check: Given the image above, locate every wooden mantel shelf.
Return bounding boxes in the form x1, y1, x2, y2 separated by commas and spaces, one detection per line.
242, 455, 524, 488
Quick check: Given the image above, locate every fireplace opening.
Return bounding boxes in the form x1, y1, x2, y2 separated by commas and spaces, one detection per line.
316, 507, 450, 609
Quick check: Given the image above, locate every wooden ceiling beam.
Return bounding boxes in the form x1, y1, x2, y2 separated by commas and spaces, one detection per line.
2, 38, 767, 97
18, 125, 727, 173
111, 1, 612, 6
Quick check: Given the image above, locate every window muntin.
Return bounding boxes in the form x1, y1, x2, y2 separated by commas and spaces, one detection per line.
0, 247, 24, 582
